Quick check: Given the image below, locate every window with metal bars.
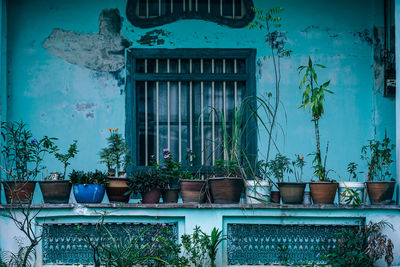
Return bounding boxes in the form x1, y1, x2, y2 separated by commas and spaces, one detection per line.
126, 0, 255, 28
126, 49, 256, 169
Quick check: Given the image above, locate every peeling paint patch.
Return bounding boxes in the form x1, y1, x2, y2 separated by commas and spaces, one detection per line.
353, 29, 373, 45
265, 31, 287, 52
137, 29, 170, 46
301, 25, 339, 38
73, 102, 97, 119
43, 9, 131, 72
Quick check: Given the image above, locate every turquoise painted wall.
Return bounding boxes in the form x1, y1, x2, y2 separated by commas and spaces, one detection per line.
5, 0, 395, 183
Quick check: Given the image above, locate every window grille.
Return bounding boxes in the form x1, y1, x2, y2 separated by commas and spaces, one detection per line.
126, 0, 255, 28
126, 49, 256, 168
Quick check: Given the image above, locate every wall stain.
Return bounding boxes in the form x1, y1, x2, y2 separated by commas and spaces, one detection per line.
74, 102, 97, 119
301, 25, 339, 38
353, 29, 373, 45
43, 9, 131, 73
137, 29, 170, 46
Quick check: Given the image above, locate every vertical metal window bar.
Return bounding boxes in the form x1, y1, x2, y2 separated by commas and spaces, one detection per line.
195, 0, 198, 12
211, 59, 215, 164
158, 0, 161, 16
146, 0, 149, 18
232, 0, 235, 19
171, 0, 174, 13
183, 0, 185, 12
145, 59, 149, 165
156, 59, 160, 162
189, 59, 193, 153
189, 0, 192, 11
220, 0, 223, 16
178, 59, 182, 162
200, 59, 204, 165
223, 58, 227, 161
234, 59, 237, 107
208, 0, 210, 13
167, 59, 171, 150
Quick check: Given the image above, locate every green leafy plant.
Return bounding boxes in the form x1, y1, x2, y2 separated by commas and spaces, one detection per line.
248, 7, 292, 163
266, 153, 292, 183
298, 58, 333, 181
69, 170, 109, 185
179, 149, 197, 180
346, 162, 360, 181
1, 121, 57, 181
99, 128, 130, 174
203, 228, 226, 267
361, 133, 395, 181
126, 169, 167, 194
52, 140, 78, 180
323, 221, 394, 266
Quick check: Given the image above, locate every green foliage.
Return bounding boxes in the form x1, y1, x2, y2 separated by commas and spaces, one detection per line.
69, 169, 109, 185
323, 221, 394, 266
298, 58, 333, 181
126, 169, 167, 194
204, 228, 226, 267
1, 121, 57, 181
52, 140, 78, 180
1, 245, 33, 267
341, 187, 362, 206
361, 133, 395, 181
265, 153, 292, 183
346, 162, 360, 181
99, 129, 130, 174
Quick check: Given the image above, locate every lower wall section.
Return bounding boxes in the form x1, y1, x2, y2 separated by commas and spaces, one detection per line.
0, 204, 399, 266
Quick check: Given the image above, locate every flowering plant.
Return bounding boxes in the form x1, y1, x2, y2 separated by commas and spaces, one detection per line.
99, 128, 131, 175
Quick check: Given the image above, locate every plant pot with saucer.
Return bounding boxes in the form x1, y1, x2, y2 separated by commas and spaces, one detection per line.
157, 149, 182, 203
362, 136, 396, 205
127, 169, 167, 204
71, 170, 108, 203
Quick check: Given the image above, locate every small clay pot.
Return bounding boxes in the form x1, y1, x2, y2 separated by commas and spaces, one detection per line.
106, 178, 130, 203
270, 191, 280, 204
309, 182, 338, 204
278, 182, 306, 204
162, 188, 179, 203
366, 181, 395, 205
209, 177, 243, 204
39, 180, 72, 204
3, 181, 36, 204
180, 180, 206, 203
141, 188, 161, 204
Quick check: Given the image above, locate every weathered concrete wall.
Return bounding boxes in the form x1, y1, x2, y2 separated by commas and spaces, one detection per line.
4, 0, 395, 182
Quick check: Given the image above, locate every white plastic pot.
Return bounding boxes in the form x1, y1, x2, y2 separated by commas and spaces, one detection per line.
246, 180, 272, 204
338, 182, 365, 205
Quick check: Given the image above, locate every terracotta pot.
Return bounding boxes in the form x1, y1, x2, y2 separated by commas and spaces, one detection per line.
209, 177, 243, 204
106, 178, 130, 203
141, 188, 161, 204
2, 181, 36, 204
39, 180, 72, 204
309, 182, 338, 204
162, 188, 179, 203
180, 180, 206, 203
366, 181, 395, 205
278, 182, 306, 204
271, 191, 280, 203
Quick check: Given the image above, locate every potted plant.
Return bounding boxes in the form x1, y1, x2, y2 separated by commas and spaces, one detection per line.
126, 169, 167, 204
70, 170, 108, 203
39, 140, 78, 204
158, 149, 180, 203
99, 128, 131, 203
1, 122, 56, 204
298, 57, 337, 204
338, 162, 365, 205
274, 154, 307, 204
361, 134, 395, 204
246, 160, 272, 204
179, 149, 206, 203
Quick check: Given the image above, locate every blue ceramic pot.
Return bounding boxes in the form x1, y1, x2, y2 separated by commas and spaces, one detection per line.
73, 184, 105, 203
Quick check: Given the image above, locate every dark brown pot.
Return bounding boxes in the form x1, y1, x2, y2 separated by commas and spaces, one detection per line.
271, 191, 280, 203
3, 181, 36, 204
278, 182, 306, 204
39, 180, 71, 204
106, 178, 130, 203
180, 180, 206, 203
209, 177, 244, 204
162, 188, 179, 203
366, 181, 395, 205
141, 188, 161, 204
309, 182, 338, 204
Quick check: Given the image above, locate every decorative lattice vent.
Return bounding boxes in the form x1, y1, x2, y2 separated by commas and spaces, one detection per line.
42, 222, 177, 265
227, 223, 358, 265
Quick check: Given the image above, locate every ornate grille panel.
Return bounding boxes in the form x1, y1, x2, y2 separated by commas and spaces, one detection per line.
227, 224, 358, 265
42, 222, 177, 265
